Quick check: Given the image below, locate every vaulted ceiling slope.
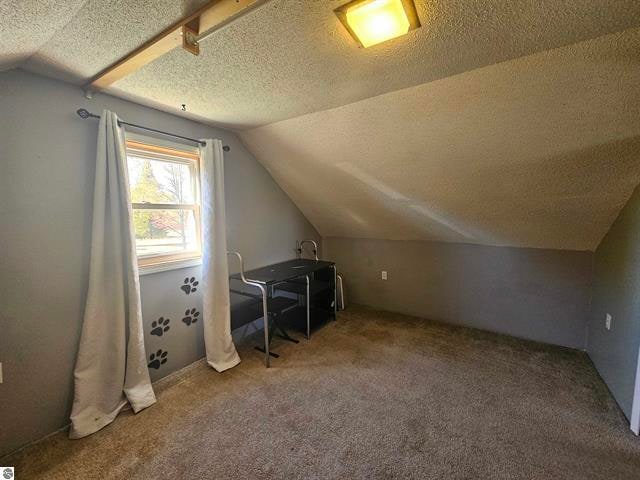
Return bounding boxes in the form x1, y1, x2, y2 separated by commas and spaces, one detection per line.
2, 1, 640, 129
110, 0, 640, 128
239, 28, 640, 251
2, 1, 640, 251
0, 0, 210, 81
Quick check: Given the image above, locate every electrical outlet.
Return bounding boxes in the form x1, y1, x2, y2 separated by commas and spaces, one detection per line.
381, 270, 387, 280
605, 314, 612, 331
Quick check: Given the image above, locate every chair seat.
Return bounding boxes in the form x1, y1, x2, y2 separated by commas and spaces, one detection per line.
230, 292, 262, 330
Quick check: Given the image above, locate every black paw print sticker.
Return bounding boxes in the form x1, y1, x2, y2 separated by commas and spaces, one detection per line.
148, 349, 168, 369
182, 308, 200, 326
181, 277, 199, 294
150, 317, 170, 336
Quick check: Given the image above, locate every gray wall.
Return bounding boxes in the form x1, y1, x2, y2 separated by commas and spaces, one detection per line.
325, 237, 593, 349
0, 70, 319, 456
586, 185, 640, 419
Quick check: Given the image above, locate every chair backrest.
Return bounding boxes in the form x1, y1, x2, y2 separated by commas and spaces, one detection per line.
227, 250, 249, 281
296, 239, 319, 260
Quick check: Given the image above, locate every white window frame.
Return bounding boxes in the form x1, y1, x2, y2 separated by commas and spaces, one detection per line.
125, 132, 203, 275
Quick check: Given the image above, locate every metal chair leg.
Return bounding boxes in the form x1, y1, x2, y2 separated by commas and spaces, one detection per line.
260, 288, 270, 367
256, 316, 279, 358
332, 265, 337, 319
227, 251, 270, 367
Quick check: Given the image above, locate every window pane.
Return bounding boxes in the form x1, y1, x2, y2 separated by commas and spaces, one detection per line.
133, 209, 199, 257
128, 156, 195, 204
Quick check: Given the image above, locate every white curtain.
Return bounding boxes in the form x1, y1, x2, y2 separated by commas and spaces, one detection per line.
69, 110, 156, 439
200, 139, 241, 371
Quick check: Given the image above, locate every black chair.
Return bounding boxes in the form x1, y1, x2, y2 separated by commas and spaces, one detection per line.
228, 251, 301, 366
252, 295, 300, 358
230, 291, 261, 331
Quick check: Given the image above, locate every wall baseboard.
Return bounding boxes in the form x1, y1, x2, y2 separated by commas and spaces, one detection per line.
0, 357, 209, 461
325, 236, 592, 350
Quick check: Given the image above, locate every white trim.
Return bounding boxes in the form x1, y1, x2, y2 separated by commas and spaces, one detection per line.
125, 131, 200, 154
125, 133, 203, 271
132, 203, 197, 210
138, 256, 202, 276
0, 358, 209, 460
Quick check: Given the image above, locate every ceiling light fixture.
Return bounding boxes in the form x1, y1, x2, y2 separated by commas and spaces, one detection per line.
335, 0, 420, 48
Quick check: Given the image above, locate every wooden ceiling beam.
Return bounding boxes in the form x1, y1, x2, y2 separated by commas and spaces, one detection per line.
85, 0, 263, 95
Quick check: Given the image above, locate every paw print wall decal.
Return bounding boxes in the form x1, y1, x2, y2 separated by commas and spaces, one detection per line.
181, 277, 199, 294
182, 308, 200, 326
150, 317, 170, 336
148, 349, 168, 369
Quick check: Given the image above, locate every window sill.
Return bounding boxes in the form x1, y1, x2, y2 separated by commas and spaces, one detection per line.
139, 257, 202, 276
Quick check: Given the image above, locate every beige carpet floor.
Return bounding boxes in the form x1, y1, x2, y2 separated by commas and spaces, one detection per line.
4, 305, 640, 479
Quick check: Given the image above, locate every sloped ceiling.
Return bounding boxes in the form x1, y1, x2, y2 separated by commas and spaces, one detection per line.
91, 0, 640, 129
2, 0, 640, 250
239, 28, 640, 251
2, 1, 640, 129
0, 0, 210, 80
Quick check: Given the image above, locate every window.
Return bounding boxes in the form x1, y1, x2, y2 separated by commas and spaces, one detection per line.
125, 136, 202, 269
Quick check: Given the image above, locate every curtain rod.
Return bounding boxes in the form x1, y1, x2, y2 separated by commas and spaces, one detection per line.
76, 109, 230, 151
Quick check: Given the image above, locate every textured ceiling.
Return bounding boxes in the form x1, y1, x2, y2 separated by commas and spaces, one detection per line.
3, 1, 640, 129
111, 0, 640, 129
0, 0, 210, 80
0, 0, 87, 72
239, 28, 640, 251
2, 1, 640, 250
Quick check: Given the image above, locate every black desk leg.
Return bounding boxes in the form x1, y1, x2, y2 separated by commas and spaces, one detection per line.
306, 275, 311, 339
255, 347, 279, 358
255, 314, 300, 359
332, 265, 338, 320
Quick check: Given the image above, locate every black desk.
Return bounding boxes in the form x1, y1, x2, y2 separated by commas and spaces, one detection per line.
230, 258, 337, 366
230, 258, 335, 285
